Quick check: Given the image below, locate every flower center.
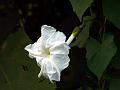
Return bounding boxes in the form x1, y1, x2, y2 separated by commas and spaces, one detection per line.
44, 48, 51, 58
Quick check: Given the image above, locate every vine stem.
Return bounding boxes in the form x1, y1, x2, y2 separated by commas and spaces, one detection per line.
66, 34, 75, 45
66, 27, 81, 45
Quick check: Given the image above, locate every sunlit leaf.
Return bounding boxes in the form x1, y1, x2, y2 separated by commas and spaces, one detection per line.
86, 34, 117, 79
70, 0, 93, 20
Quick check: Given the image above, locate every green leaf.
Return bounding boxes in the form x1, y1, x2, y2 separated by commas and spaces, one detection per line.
110, 79, 120, 90
0, 30, 55, 90
71, 16, 93, 48
70, 0, 93, 20
86, 34, 117, 79
103, 0, 120, 29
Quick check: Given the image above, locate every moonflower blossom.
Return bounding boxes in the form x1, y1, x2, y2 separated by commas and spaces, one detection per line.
25, 25, 70, 82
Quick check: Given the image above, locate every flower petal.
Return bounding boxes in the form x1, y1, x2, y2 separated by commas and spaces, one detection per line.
36, 57, 46, 78
25, 43, 40, 56
46, 31, 66, 48
25, 37, 46, 57
41, 25, 56, 41
42, 59, 61, 81
36, 57, 45, 66
52, 54, 70, 71
50, 43, 70, 55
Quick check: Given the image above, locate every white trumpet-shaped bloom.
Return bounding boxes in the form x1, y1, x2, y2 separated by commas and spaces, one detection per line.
25, 25, 70, 81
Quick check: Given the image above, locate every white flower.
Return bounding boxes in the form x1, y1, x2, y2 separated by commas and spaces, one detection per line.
25, 25, 70, 82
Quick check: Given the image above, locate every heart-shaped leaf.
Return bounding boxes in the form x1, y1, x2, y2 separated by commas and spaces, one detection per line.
86, 34, 117, 79
70, 0, 93, 20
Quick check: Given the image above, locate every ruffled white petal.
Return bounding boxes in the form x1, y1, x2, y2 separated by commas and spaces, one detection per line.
36, 56, 44, 65
43, 60, 60, 81
41, 25, 56, 41
51, 54, 70, 71
37, 58, 60, 81
25, 43, 41, 56
50, 42, 70, 55
46, 31, 66, 48
25, 37, 47, 57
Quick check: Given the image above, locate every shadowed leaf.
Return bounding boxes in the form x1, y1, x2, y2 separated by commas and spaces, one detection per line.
86, 34, 117, 79
0, 30, 55, 90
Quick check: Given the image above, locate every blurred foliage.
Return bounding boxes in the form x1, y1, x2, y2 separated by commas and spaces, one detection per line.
103, 0, 120, 29
0, 30, 55, 90
110, 79, 120, 90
